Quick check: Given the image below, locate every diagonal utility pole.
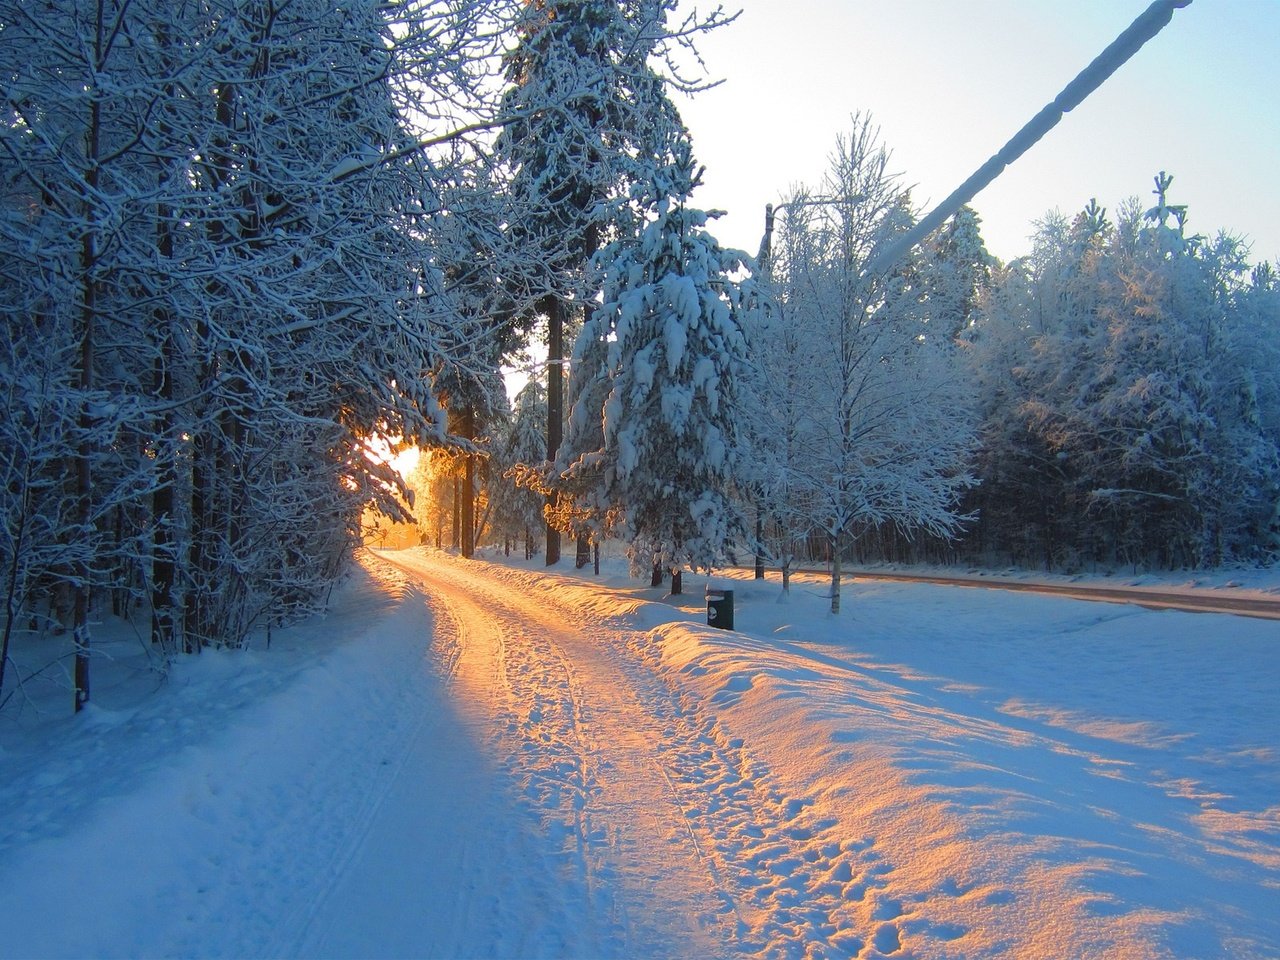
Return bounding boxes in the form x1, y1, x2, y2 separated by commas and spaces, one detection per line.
862, 0, 1192, 277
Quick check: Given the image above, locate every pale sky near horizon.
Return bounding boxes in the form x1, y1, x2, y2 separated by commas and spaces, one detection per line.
675, 0, 1280, 267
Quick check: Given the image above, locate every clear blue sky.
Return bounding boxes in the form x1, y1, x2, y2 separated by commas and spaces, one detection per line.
677, 0, 1280, 266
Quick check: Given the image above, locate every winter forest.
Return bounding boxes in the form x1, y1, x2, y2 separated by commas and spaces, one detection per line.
3, 0, 1279, 712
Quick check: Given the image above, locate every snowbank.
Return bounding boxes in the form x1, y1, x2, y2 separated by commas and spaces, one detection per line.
0, 557, 440, 958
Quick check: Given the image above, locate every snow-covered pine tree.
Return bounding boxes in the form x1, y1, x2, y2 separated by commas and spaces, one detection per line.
565, 144, 752, 592
957, 204, 1082, 569
494, 0, 729, 565
547, 316, 617, 556
921, 205, 995, 340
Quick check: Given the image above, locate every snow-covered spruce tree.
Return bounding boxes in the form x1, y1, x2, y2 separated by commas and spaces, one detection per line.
762, 117, 977, 613
494, 0, 730, 565
563, 145, 752, 592
958, 256, 1050, 566
962, 202, 1116, 568
551, 281, 625, 564
920, 205, 995, 341
1233, 262, 1280, 558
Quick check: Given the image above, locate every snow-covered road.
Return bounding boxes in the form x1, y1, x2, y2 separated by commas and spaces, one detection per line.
315, 550, 1280, 959
308, 550, 891, 958
301, 550, 732, 958
2, 548, 1277, 959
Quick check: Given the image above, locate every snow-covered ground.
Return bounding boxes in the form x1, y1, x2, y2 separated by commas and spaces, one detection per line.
1, 548, 1277, 959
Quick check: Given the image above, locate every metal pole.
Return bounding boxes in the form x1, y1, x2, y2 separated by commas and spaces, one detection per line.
862, 0, 1193, 278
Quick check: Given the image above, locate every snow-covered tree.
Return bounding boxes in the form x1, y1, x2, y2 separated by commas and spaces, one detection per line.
968, 175, 1280, 569
759, 117, 977, 612
921, 205, 995, 339
489, 380, 551, 559
0, 0, 516, 709
494, 0, 730, 564
738, 197, 827, 599
560, 145, 752, 591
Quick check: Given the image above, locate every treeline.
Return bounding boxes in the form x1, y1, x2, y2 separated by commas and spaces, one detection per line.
469, 130, 1280, 584
960, 177, 1280, 570
0, 0, 512, 708
753, 164, 1280, 574
0, 0, 740, 710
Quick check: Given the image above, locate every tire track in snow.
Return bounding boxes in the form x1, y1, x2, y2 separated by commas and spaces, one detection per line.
407, 562, 593, 958
385, 551, 733, 958
403, 553, 899, 959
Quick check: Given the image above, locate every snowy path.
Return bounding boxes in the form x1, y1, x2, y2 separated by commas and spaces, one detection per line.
300, 550, 732, 958
313, 550, 915, 958
339, 550, 906, 957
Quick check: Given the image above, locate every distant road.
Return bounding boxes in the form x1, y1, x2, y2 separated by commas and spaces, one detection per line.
762, 568, 1280, 621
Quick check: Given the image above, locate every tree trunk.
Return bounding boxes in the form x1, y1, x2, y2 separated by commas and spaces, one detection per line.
830, 532, 842, 615
474, 500, 493, 554
0, 462, 33, 703
185, 76, 237, 653
72, 309, 94, 705
452, 475, 461, 551
755, 509, 766, 579
593, 541, 600, 576
651, 561, 663, 587
544, 295, 562, 566
150, 203, 175, 653
111, 503, 126, 618
461, 407, 475, 559
462, 455, 475, 558
575, 532, 590, 568
73, 15, 105, 710
185, 425, 211, 652
671, 568, 682, 596
148, 20, 176, 654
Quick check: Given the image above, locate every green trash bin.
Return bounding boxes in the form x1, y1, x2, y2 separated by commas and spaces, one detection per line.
706, 585, 734, 630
